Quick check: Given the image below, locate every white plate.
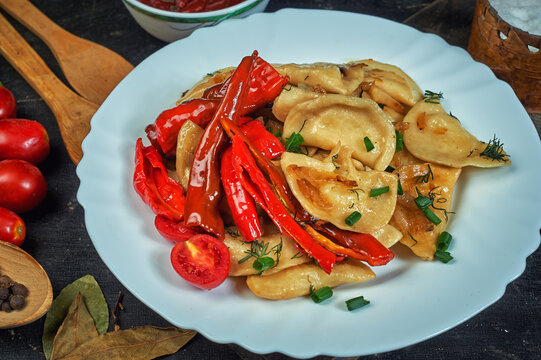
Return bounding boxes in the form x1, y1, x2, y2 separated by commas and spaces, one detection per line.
76, 9, 541, 358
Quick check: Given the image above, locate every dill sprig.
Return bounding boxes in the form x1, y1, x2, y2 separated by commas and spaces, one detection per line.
226, 227, 241, 238
428, 187, 455, 221
238, 240, 271, 264
331, 154, 340, 169
480, 135, 510, 162
415, 164, 434, 183
348, 188, 365, 201
424, 90, 443, 104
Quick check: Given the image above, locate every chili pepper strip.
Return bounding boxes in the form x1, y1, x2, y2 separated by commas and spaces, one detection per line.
154, 98, 218, 156
133, 138, 185, 221
231, 135, 336, 274
154, 215, 199, 243
221, 147, 263, 242
315, 223, 394, 266
184, 53, 257, 239
240, 119, 285, 159
220, 114, 297, 213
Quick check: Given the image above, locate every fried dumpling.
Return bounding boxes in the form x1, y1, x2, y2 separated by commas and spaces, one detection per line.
246, 259, 375, 300
283, 94, 396, 170
281, 149, 398, 234
402, 101, 511, 168
275, 62, 365, 95
272, 85, 321, 122
389, 163, 461, 260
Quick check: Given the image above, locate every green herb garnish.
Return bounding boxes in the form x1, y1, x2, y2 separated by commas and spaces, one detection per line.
364, 136, 375, 152
480, 135, 509, 162
395, 131, 403, 152
424, 90, 443, 103
370, 186, 389, 197
252, 257, 275, 272
310, 286, 333, 303
345, 296, 370, 311
345, 211, 362, 226
397, 179, 404, 195
415, 164, 434, 183
331, 154, 340, 169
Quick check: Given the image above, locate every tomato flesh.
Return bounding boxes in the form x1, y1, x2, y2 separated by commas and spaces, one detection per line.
0, 159, 47, 213
170, 234, 230, 290
0, 207, 25, 246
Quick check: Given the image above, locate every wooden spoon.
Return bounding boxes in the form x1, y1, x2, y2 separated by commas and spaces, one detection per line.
0, 0, 133, 105
0, 241, 53, 329
0, 12, 99, 165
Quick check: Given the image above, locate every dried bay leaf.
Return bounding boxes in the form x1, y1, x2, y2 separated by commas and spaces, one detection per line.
43, 275, 109, 360
51, 292, 98, 360
54, 326, 197, 360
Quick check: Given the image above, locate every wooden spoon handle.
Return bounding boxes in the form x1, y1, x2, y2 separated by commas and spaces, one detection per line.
0, 13, 98, 164
0, 0, 66, 47
0, 13, 84, 121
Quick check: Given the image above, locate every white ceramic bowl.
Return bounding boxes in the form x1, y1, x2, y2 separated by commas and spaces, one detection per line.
122, 0, 270, 42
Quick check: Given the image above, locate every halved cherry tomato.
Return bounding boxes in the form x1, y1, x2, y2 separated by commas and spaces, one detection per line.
155, 215, 198, 243
0, 83, 16, 119
170, 234, 230, 290
0, 159, 47, 213
0, 119, 50, 164
0, 207, 25, 246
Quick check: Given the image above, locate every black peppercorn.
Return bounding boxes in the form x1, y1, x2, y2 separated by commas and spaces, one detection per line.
0, 275, 11, 288
0, 287, 9, 300
11, 283, 28, 297
1, 301, 12, 312
9, 294, 25, 310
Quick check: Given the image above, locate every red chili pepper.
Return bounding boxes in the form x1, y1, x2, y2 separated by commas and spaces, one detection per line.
315, 223, 394, 266
133, 138, 185, 221
184, 53, 257, 239
203, 56, 289, 115
240, 120, 285, 159
231, 135, 336, 274
220, 115, 297, 213
153, 98, 218, 156
154, 215, 199, 243
154, 58, 288, 157
221, 147, 262, 242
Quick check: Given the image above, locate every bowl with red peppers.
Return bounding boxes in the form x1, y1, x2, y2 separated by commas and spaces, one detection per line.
122, 0, 269, 42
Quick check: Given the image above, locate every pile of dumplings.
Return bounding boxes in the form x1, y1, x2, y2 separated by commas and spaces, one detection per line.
177, 59, 511, 300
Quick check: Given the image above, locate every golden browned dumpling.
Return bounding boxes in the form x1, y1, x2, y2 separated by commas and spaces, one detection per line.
283, 94, 396, 170
275, 62, 366, 95
246, 260, 375, 300
390, 163, 461, 260
402, 101, 511, 168
281, 149, 398, 234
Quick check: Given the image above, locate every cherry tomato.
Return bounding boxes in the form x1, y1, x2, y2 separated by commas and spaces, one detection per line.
0, 119, 50, 164
0, 83, 16, 119
155, 215, 198, 243
0, 160, 47, 213
170, 234, 230, 290
0, 207, 25, 246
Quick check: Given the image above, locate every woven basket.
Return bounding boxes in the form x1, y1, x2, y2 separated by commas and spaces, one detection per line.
467, 0, 541, 113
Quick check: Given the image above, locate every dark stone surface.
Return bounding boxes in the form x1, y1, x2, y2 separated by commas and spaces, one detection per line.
0, 1, 539, 359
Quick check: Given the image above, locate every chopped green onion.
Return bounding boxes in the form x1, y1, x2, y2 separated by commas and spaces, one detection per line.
252, 257, 275, 272
310, 286, 333, 303
436, 231, 452, 251
423, 208, 441, 225
364, 136, 375, 152
285, 132, 305, 153
414, 194, 432, 210
370, 186, 390, 197
397, 179, 404, 195
434, 250, 453, 263
345, 211, 362, 226
346, 296, 370, 311
272, 131, 282, 139
385, 165, 395, 173
395, 131, 403, 152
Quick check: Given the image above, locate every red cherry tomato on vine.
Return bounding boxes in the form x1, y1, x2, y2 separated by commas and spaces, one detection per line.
0, 119, 50, 164
0, 207, 25, 246
0, 82, 16, 119
0, 159, 47, 213
170, 234, 230, 290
